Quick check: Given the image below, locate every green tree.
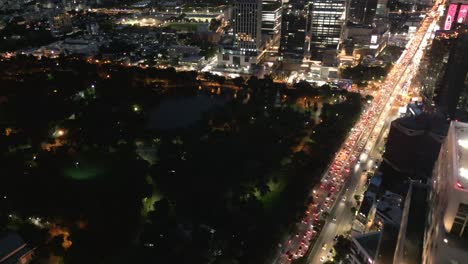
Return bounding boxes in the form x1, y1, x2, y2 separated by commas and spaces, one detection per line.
333, 235, 351, 262
233, 76, 245, 88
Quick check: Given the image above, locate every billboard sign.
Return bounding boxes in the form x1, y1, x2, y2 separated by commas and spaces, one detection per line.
444, 4, 458, 30
457, 5, 468, 24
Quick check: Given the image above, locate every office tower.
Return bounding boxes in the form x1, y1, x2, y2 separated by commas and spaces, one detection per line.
441, 33, 468, 119
375, 0, 389, 18
307, 0, 346, 63
393, 180, 428, 264
261, 0, 282, 47
349, 0, 378, 24
348, 0, 388, 24
218, 0, 262, 69
419, 31, 456, 107
418, 25, 467, 120
50, 12, 73, 37
233, 0, 262, 51
279, 2, 308, 59
421, 29, 468, 118
423, 121, 468, 264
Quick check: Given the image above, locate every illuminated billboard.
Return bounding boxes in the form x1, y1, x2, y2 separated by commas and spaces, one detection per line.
371, 35, 378, 44
457, 5, 468, 24
444, 4, 458, 30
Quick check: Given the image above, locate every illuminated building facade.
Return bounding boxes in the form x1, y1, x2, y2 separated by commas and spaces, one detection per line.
423, 121, 468, 264
261, 0, 282, 47
50, 12, 73, 37
307, 0, 346, 63
218, 0, 263, 69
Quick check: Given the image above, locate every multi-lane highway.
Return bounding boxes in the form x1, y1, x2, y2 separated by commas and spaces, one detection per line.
275, 2, 442, 263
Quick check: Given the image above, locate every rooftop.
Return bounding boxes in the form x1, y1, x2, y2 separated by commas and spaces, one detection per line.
376, 191, 403, 226
395, 182, 428, 264
370, 174, 382, 187
359, 193, 375, 218
396, 113, 447, 136
354, 232, 381, 260
376, 223, 399, 264
262, 2, 282, 12
0, 233, 32, 264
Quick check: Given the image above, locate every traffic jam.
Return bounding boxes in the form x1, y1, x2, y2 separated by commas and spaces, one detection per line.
277, 2, 441, 262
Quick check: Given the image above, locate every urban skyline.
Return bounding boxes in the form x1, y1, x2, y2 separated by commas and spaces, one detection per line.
0, 0, 467, 263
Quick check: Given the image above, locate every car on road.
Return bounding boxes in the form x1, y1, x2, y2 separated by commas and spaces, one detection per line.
322, 243, 327, 250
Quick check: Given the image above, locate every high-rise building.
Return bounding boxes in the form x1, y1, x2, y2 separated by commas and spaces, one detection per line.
307, 0, 346, 63
393, 180, 428, 264
349, 223, 400, 264
419, 30, 457, 107
50, 12, 73, 37
348, 0, 388, 24
442, 33, 468, 119
279, 2, 308, 59
423, 121, 468, 264
218, 0, 263, 69
375, 0, 389, 18
350, 231, 382, 264
261, 0, 282, 47
383, 114, 447, 178
349, 0, 377, 24
424, 29, 468, 120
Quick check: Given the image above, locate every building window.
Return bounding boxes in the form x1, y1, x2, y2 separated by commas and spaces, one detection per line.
223, 54, 230, 61
233, 56, 240, 65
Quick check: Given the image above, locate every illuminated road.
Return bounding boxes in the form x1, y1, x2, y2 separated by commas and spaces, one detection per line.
275, 2, 442, 263
306, 4, 440, 264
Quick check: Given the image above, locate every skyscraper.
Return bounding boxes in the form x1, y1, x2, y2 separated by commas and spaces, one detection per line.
423, 121, 468, 264
348, 0, 388, 25
307, 0, 346, 63
424, 30, 468, 120
261, 0, 282, 47
279, 2, 308, 59
441, 33, 468, 119
218, 0, 263, 69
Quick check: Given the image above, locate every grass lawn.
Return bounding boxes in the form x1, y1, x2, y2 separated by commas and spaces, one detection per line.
141, 175, 163, 217
63, 152, 111, 181
255, 172, 288, 210
165, 23, 200, 32
63, 161, 107, 181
